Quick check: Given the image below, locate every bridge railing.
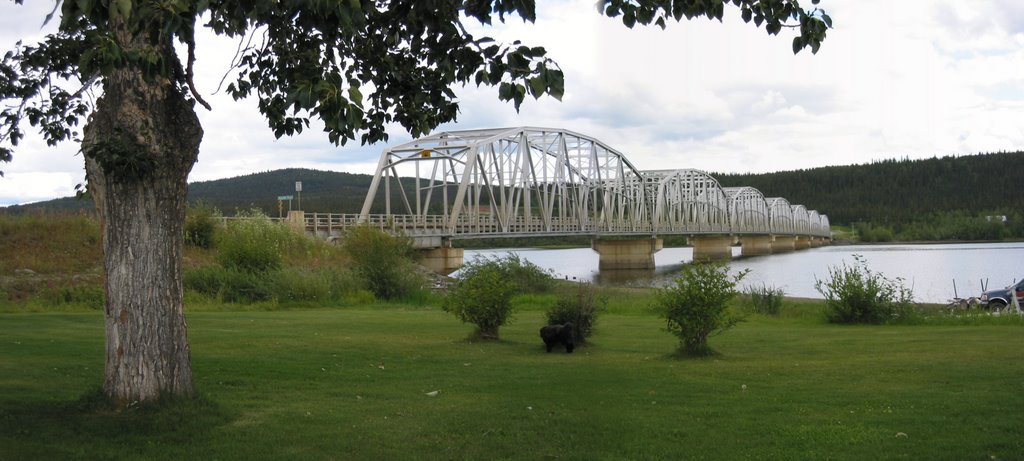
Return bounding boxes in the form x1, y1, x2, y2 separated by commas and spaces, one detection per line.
302, 212, 831, 238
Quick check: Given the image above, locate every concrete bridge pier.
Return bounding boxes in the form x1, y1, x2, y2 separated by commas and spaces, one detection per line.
419, 239, 464, 275
689, 235, 736, 260
810, 236, 832, 247
771, 235, 797, 252
794, 236, 812, 250
288, 210, 306, 232
592, 238, 663, 270
740, 235, 774, 257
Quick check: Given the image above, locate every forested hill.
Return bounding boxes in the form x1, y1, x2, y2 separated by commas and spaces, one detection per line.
0, 168, 397, 216
716, 151, 1024, 226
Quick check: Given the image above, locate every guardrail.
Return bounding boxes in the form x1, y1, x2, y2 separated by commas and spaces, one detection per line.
299, 213, 832, 239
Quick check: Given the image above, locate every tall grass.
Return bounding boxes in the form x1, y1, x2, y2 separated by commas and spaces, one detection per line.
743, 283, 785, 315
0, 213, 101, 274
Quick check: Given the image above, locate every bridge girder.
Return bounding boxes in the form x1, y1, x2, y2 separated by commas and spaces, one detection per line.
723, 186, 770, 234
359, 127, 647, 235
358, 127, 831, 239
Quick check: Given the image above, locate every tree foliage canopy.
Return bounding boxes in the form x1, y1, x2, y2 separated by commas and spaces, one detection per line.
1, 0, 830, 175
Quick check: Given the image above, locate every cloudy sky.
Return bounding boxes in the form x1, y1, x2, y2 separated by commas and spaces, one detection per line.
1, 1, 1022, 206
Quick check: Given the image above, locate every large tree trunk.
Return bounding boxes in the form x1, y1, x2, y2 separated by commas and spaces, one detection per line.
82, 46, 203, 404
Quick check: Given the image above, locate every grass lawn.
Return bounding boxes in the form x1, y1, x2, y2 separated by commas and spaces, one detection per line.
1, 302, 1022, 460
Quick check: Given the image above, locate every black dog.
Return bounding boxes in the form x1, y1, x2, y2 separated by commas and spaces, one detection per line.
539, 323, 575, 353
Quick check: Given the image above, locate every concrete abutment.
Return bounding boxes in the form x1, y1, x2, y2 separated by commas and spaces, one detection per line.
739, 235, 774, 257
591, 238, 663, 270
771, 235, 797, 252
419, 242, 464, 275
689, 235, 736, 260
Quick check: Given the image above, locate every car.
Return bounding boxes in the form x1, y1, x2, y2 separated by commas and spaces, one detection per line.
980, 279, 1024, 310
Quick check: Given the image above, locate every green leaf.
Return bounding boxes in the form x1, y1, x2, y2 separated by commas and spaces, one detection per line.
528, 76, 546, 98
512, 83, 525, 109
498, 82, 513, 101
792, 36, 803, 54
623, 10, 636, 28
347, 86, 363, 106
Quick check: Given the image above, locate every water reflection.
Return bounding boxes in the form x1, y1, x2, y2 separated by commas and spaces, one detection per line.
463, 242, 1024, 303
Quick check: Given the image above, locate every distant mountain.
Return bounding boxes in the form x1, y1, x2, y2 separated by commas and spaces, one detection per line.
4, 152, 1023, 229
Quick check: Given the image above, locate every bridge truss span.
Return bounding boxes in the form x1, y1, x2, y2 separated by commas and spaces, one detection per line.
357, 127, 831, 240
359, 127, 650, 236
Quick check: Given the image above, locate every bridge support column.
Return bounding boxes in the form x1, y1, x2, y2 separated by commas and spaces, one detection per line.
592, 238, 663, 270
740, 235, 774, 257
794, 236, 812, 250
418, 240, 464, 275
287, 210, 306, 233
689, 235, 736, 261
771, 235, 796, 252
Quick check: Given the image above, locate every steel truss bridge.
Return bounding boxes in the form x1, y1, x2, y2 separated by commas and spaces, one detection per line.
310, 127, 831, 241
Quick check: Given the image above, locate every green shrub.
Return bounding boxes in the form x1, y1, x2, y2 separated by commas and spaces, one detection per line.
183, 266, 227, 297
815, 255, 916, 324
443, 264, 516, 340
745, 283, 784, 316
217, 268, 274, 303
458, 253, 554, 293
183, 266, 271, 303
217, 210, 296, 273
340, 226, 423, 300
184, 265, 367, 305
184, 202, 219, 249
652, 262, 747, 356
545, 282, 606, 344
42, 285, 104, 310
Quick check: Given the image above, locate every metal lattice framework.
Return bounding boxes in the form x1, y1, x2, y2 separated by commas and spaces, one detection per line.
645, 169, 729, 233
356, 127, 829, 238
724, 186, 770, 234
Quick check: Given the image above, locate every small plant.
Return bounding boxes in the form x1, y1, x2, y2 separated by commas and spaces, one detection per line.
545, 282, 606, 344
745, 283, 784, 315
652, 261, 747, 356
340, 226, 423, 300
443, 263, 516, 340
184, 201, 219, 249
815, 255, 916, 324
217, 209, 295, 273
458, 253, 554, 293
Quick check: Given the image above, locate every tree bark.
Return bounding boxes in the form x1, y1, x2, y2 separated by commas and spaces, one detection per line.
82, 44, 203, 404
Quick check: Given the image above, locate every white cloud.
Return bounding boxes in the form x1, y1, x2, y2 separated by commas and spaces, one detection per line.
2, 0, 1023, 206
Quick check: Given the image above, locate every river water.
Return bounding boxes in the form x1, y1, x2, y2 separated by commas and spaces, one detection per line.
463, 242, 1024, 303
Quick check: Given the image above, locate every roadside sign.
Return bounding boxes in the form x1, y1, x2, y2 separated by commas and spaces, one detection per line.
277, 195, 294, 200
295, 181, 302, 192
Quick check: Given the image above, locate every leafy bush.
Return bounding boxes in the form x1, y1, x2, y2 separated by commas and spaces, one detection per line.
744, 283, 784, 316
216, 210, 296, 273
272, 267, 365, 304
184, 266, 274, 303
815, 255, 916, 324
443, 263, 516, 340
184, 202, 219, 249
184, 265, 367, 305
652, 262, 747, 356
340, 226, 423, 300
545, 282, 606, 344
458, 253, 554, 293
